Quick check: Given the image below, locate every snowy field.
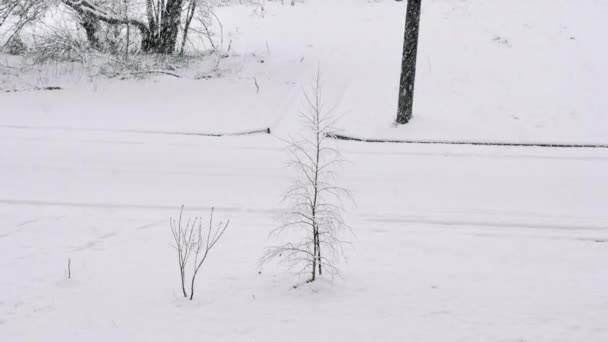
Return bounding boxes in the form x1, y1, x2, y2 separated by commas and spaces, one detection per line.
2, 0, 608, 341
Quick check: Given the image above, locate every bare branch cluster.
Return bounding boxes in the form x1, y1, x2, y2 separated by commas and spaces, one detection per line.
263, 70, 349, 283
1, 0, 47, 51
30, 23, 91, 63
170, 205, 229, 300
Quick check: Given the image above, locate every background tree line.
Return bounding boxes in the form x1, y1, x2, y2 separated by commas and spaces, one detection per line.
0, 0, 222, 56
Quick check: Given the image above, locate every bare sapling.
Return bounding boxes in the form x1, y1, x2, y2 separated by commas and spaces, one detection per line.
263, 70, 349, 283
170, 205, 229, 300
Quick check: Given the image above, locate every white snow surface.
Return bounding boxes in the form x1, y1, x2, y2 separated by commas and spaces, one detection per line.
1, 0, 608, 341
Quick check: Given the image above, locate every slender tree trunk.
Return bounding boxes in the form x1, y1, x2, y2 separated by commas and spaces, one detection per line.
396, 0, 422, 124
311, 103, 323, 280
181, 271, 188, 298
314, 112, 323, 276
311, 231, 317, 282
123, 0, 130, 61
145, 0, 157, 33
189, 273, 196, 300
316, 226, 322, 275
180, 0, 196, 55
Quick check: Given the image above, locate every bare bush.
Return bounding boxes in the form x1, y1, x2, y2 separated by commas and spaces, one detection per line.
170, 205, 229, 300
31, 24, 90, 63
263, 70, 349, 283
4, 34, 26, 55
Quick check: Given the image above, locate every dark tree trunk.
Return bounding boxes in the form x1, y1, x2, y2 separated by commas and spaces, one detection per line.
311, 233, 317, 282
316, 228, 322, 276
158, 0, 184, 54
396, 0, 422, 125
141, 0, 159, 52
81, 14, 101, 50
141, 30, 159, 53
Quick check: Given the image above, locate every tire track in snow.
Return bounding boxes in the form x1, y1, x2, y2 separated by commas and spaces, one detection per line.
0, 199, 280, 215
363, 214, 608, 231
0, 216, 65, 239
0, 125, 271, 138
4, 200, 606, 234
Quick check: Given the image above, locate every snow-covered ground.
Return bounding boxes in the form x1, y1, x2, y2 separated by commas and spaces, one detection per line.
1, 0, 608, 341
2, 129, 608, 341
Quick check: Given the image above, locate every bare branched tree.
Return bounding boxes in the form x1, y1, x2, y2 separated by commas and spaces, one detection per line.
1, 0, 47, 50
61, 0, 190, 53
180, 1, 223, 56
59, 0, 221, 55
170, 205, 229, 300
263, 70, 349, 283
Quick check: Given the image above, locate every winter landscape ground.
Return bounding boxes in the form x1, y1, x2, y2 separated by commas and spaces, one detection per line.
1, 0, 608, 341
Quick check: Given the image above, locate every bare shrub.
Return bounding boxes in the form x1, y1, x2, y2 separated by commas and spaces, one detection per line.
170, 205, 229, 300
263, 70, 350, 283
4, 34, 27, 55
31, 25, 90, 63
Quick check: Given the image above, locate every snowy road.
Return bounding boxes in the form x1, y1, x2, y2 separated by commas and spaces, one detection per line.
2, 125, 607, 232
1, 126, 608, 341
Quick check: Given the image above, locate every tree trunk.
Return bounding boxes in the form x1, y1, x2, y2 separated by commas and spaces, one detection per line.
158, 0, 184, 54
311, 233, 317, 282
396, 0, 422, 125
81, 14, 101, 50
180, 0, 196, 55
316, 227, 322, 275
189, 272, 196, 300
141, 30, 159, 53
123, 0, 130, 61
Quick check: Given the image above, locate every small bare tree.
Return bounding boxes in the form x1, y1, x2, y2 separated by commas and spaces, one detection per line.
178, 1, 224, 57
263, 70, 349, 283
170, 205, 229, 300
